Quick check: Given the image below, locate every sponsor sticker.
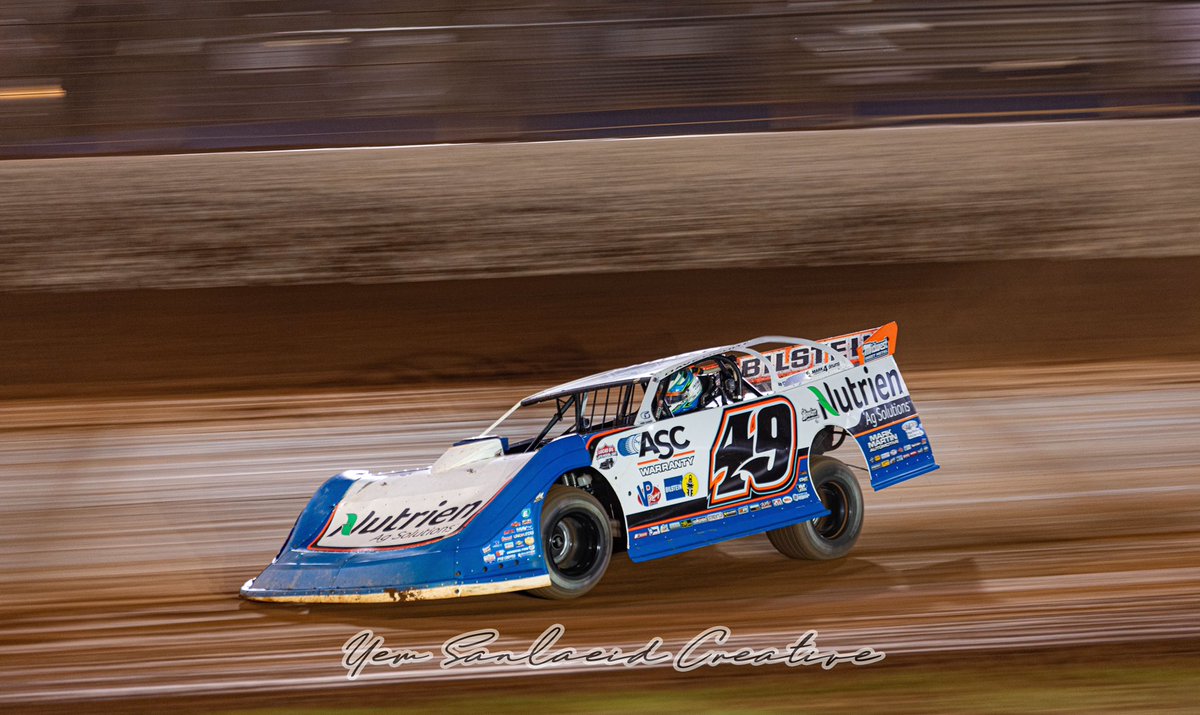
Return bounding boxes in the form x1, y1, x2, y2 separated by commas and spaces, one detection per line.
637, 481, 663, 507
621, 427, 691, 460
901, 419, 925, 439
862, 399, 914, 430
867, 429, 900, 453
806, 363, 838, 378
808, 368, 909, 420
617, 434, 642, 457
739, 329, 876, 380
639, 455, 696, 477
317, 496, 485, 550
862, 338, 889, 363
480, 506, 539, 563
663, 472, 701, 501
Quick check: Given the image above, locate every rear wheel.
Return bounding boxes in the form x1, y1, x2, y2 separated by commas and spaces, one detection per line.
767, 456, 863, 560
529, 486, 612, 599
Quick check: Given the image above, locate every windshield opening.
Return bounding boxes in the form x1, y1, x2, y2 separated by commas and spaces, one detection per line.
487, 381, 645, 454
496, 395, 576, 454
578, 382, 644, 433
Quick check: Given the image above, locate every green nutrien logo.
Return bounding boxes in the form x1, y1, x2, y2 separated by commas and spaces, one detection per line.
317, 499, 486, 548
808, 387, 840, 417
810, 369, 907, 419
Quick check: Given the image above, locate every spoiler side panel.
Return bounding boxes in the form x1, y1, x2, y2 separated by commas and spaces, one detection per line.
837, 348, 939, 491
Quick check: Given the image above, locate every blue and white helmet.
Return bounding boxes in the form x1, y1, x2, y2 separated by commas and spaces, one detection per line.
663, 369, 703, 416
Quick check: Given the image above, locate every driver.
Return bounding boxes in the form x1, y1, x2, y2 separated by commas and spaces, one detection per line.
662, 368, 704, 417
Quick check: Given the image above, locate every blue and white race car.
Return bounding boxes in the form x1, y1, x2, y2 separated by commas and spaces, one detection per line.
241, 324, 939, 602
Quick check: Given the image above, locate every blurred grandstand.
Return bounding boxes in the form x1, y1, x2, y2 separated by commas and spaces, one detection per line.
1, 1, 1199, 155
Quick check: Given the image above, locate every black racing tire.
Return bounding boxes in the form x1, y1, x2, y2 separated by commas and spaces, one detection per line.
529, 485, 613, 600
767, 456, 863, 560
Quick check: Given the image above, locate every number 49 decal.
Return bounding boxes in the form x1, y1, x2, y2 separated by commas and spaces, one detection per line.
708, 397, 799, 506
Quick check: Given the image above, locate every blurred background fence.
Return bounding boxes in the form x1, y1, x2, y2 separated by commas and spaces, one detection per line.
2, 1, 1200, 156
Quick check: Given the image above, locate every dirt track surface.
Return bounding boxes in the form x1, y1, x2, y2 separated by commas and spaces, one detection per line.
4, 257, 1200, 399
2, 364, 1198, 708
1, 119, 1199, 292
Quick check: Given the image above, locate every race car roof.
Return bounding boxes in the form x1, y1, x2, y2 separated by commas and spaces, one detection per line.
520, 341, 743, 406
520, 331, 878, 405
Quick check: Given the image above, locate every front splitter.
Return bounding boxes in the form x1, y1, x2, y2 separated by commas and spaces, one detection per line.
240, 575, 551, 603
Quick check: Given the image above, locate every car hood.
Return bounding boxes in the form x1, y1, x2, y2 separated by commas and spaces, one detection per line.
310, 442, 535, 552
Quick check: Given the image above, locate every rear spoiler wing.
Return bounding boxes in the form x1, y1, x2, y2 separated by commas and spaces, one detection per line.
738, 322, 899, 383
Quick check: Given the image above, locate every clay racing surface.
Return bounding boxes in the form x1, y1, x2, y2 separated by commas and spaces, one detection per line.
2, 364, 1198, 708
2, 120, 1199, 711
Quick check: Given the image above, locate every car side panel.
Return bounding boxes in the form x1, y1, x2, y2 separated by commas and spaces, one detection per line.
589, 393, 831, 563
589, 354, 939, 563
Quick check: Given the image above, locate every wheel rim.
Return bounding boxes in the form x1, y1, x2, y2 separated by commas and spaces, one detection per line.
546, 510, 602, 579
812, 481, 850, 540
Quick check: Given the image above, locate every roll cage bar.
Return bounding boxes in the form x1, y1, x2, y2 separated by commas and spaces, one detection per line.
480, 335, 855, 441
632, 335, 853, 426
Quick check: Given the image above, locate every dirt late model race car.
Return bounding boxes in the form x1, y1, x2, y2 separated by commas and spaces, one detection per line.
241, 323, 939, 603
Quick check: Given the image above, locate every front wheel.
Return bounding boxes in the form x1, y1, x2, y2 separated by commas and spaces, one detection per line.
528, 486, 613, 600
767, 456, 863, 560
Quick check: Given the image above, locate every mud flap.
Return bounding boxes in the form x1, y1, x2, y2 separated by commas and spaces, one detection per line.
856, 414, 939, 491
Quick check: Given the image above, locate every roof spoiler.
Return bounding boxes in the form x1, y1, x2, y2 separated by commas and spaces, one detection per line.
738, 322, 898, 382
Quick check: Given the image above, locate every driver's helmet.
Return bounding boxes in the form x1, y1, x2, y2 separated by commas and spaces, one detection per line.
663, 368, 703, 417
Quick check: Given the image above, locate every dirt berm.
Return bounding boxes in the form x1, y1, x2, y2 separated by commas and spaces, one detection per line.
3, 257, 1197, 399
